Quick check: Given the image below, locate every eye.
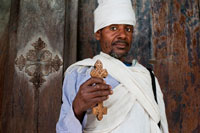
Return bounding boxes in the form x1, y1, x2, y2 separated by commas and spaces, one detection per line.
126, 28, 131, 32
110, 26, 117, 31
125, 27, 132, 32
125, 25, 134, 32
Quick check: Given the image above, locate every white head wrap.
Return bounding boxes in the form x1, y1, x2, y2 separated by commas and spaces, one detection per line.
94, 0, 136, 33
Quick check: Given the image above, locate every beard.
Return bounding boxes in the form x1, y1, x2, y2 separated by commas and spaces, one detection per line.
109, 49, 128, 60
109, 40, 129, 59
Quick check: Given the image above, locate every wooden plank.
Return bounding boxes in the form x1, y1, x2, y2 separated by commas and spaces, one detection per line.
1, 0, 65, 132
131, 0, 153, 67
0, 1, 11, 130
77, 0, 99, 60
0, 27, 9, 132
151, 0, 200, 132
0, 0, 20, 132
63, 0, 79, 70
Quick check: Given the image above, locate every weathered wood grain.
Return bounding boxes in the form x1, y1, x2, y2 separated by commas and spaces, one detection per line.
152, 0, 200, 132
0, 1, 11, 125
1, 0, 65, 132
77, 0, 100, 60
63, 0, 78, 70
0, 26, 9, 133
0, 0, 20, 132
130, 0, 153, 67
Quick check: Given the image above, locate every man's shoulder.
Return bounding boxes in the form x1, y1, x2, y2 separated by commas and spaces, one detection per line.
64, 58, 95, 76
66, 65, 92, 75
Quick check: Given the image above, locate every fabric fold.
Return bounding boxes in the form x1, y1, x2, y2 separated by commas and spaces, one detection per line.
65, 52, 161, 132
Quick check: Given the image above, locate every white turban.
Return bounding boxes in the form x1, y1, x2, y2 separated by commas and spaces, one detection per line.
94, 0, 136, 33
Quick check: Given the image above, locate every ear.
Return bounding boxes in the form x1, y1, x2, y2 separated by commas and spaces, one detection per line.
95, 30, 101, 40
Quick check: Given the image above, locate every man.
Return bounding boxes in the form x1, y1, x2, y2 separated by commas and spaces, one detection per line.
56, 0, 168, 132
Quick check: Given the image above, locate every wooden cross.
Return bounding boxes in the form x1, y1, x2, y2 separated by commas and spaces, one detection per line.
90, 60, 108, 121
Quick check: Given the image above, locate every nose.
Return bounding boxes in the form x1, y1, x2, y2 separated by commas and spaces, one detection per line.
117, 27, 126, 40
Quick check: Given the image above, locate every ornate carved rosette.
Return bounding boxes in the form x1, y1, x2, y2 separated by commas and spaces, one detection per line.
15, 37, 63, 89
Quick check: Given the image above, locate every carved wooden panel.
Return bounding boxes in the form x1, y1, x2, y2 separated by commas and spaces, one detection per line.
1, 0, 65, 133
15, 38, 63, 89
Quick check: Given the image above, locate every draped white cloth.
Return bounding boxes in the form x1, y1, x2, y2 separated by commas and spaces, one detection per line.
66, 52, 168, 133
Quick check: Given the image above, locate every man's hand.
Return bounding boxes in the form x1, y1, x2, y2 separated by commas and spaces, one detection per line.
72, 77, 112, 122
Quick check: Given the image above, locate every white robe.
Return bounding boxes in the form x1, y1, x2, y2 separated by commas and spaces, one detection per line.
67, 52, 168, 133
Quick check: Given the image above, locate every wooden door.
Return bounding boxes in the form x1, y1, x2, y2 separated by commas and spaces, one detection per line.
0, 0, 65, 132
0, 0, 200, 133
152, 1, 200, 132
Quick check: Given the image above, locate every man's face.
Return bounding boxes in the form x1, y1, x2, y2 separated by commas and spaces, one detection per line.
95, 24, 134, 60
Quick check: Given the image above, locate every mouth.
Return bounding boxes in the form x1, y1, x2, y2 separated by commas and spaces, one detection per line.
114, 43, 127, 49
112, 40, 128, 49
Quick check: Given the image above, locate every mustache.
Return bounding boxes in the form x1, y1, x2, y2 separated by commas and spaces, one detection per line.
112, 40, 129, 46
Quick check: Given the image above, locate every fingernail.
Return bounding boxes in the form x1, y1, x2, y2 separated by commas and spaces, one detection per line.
110, 90, 113, 94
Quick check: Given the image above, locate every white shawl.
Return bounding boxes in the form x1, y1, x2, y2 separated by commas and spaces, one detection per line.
66, 52, 167, 133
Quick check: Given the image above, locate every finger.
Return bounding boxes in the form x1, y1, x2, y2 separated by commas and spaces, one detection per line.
91, 96, 109, 104
87, 84, 112, 93
77, 85, 110, 99
89, 89, 113, 98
